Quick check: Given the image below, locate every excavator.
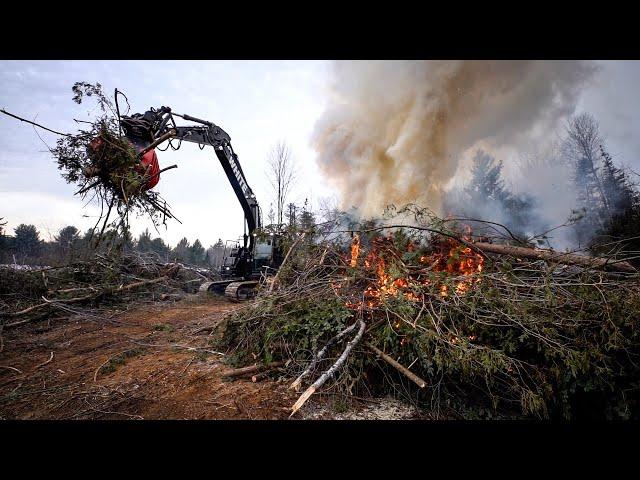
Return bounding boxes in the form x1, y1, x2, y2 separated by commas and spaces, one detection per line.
118, 104, 283, 301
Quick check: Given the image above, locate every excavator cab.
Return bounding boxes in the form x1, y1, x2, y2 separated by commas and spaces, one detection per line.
220, 235, 282, 279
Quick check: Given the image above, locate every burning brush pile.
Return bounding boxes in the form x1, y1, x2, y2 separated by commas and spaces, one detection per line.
221, 206, 640, 419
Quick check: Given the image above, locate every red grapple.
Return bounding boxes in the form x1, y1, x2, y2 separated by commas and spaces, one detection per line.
87, 135, 160, 190
140, 148, 160, 190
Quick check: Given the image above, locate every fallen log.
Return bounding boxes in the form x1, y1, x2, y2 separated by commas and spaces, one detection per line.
251, 370, 279, 383
473, 242, 637, 273
222, 361, 284, 379
367, 343, 427, 389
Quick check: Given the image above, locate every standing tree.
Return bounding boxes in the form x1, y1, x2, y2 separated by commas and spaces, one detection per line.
150, 237, 170, 261
465, 150, 508, 204
599, 145, 635, 216
208, 238, 225, 268
55, 225, 80, 262
463, 150, 535, 242
14, 224, 41, 263
286, 202, 297, 228
0, 217, 7, 261
267, 141, 296, 227
591, 145, 640, 260
76, 228, 96, 257
135, 229, 158, 256
190, 239, 205, 265
172, 237, 190, 263
299, 198, 316, 233
563, 114, 611, 245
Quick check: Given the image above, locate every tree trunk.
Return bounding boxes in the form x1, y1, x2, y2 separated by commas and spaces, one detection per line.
474, 242, 636, 273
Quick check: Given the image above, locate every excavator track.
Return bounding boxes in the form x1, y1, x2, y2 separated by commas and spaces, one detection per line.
224, 281, 259, 302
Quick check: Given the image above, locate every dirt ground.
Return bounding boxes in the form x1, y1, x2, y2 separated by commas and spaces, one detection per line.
0, 295, 422, 420
0, 295, 304, 420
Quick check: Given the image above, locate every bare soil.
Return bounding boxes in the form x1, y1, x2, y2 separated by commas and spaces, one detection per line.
0, 295, 300, 420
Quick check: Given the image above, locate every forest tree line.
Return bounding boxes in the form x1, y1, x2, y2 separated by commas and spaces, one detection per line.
0, 221, 227, 268
0, 197, 321, 268
445, 113, 640, 257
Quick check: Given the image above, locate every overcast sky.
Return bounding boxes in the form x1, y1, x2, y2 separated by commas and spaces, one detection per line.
1, 60, 639, 248
0, 60, 335, 247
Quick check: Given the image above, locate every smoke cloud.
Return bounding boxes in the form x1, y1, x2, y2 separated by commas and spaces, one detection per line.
312, 60, 598, 222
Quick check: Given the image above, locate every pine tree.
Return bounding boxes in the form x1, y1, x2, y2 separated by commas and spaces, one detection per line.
0, 218, 8, 263
599, 146, 635, 215
463, 150, 535, 242
136, 229, 154, 254
150, 237, 170, 261
14, 224, 40, 263
590, 145, 640, 260
564, 114, 611, 245
172, 238, 190, 263
190, 239, 205, 266
286, 202, 297, 228
209, 238, 225, 268
465, 150, 508, 204
55, 225, 80, 262
299, 198, 316, 233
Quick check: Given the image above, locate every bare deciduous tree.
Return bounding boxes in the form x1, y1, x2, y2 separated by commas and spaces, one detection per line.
267, 141, 296, 227
317, 196, 342, 224
563, 113, 610, 218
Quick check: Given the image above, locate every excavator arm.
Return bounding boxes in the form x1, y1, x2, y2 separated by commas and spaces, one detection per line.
120, 105, 262, 278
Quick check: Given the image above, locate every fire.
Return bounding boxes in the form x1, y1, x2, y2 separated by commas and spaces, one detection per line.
346, 229, 484, 311
349, 234, 360, 267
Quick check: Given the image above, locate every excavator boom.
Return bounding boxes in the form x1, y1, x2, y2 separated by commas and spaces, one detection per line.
119, 104, 272, 299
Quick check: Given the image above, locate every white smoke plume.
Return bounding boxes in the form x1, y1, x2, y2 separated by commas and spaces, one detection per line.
312, 60, 598, 225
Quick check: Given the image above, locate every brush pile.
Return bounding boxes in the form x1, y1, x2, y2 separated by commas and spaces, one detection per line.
0, 252, 214, 330
221, 206, 640, 419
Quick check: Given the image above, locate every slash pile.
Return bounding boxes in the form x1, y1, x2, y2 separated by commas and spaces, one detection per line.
0, 252, 213, 330
221, 207, 640, 419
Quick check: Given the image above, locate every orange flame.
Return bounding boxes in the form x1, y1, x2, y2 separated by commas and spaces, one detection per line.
349, 234, 360, 267
346, 228, 484, 311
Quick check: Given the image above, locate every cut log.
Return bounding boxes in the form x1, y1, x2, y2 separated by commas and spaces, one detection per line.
138, 129, 177, 157
367, 343, 427, 389
473, 242, 636, 273
222, 361, 284, 379
251, 370, 275, 383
